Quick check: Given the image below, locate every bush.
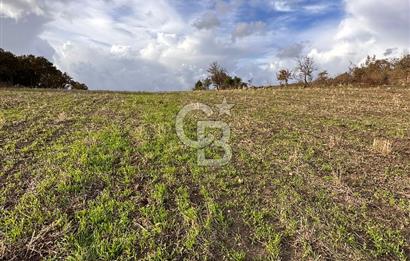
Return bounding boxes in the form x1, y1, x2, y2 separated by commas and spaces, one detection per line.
193, 78, 211, 91
327, 55, 410, 87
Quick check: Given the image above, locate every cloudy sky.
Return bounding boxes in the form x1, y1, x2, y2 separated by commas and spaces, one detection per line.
1, 0, 409, 91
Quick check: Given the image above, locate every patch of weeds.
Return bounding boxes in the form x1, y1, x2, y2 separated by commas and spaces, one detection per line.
176, 187, 200, 250
65, 191, 137, 260
365, 223, 407, 260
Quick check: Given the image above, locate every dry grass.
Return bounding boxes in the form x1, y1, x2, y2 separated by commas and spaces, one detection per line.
372, 138, 393, 155
0, 112, 4, 129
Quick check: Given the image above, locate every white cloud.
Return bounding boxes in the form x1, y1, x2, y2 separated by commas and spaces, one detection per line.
0, 0, 45, 19
306, 0, 410, 75
1, 0, 409, 90
272, 0, 293, 12
303, 4, 331, 14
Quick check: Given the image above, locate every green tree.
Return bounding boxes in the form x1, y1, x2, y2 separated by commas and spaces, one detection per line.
0, 49, 19, 84
193, 80, 204, 91
207, 62, 230, 90
0, 49, 88, 90
203, 78, 212, 90
277, 69, 292, 86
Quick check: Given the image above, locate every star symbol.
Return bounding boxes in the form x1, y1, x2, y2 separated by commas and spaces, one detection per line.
216, 98, 234, 116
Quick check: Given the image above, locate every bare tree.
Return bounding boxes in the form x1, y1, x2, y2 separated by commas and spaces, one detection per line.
276, 69, 292, 86
207, 62, 229, 90
296, 56, 316, 87
396, 54, 410, 85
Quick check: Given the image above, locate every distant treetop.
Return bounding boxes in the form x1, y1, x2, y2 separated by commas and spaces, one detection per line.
0, 49, 88, 90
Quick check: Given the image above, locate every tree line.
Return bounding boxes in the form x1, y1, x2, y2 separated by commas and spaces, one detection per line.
195, 54, 410, 90
0, 49, 88, 90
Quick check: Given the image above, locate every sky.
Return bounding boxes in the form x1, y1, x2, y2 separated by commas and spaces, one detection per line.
1, 0, 409, 91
